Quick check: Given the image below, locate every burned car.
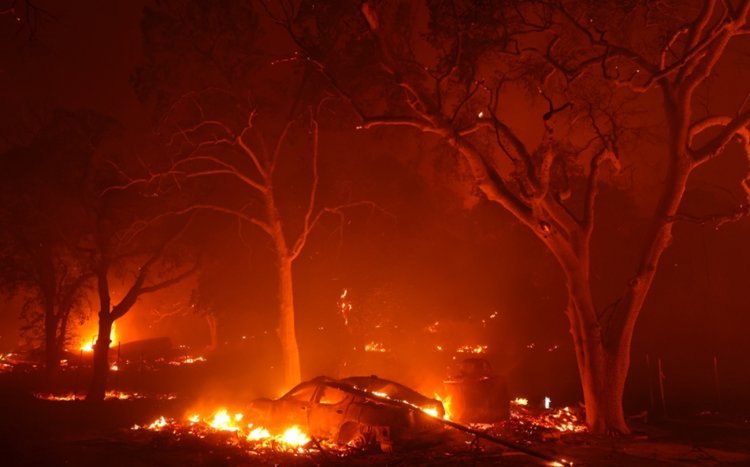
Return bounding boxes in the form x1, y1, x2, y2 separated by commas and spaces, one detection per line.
245, 375, 445, 451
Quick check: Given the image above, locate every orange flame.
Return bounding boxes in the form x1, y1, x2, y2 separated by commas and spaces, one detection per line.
80, 323, 118, 352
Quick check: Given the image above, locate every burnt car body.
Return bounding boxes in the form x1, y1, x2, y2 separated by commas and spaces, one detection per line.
246, 375, 445, 450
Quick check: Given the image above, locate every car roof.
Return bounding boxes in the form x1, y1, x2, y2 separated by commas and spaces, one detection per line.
340, 375, 435, 405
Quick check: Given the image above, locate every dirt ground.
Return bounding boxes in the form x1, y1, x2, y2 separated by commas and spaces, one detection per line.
2, 380, 749, 467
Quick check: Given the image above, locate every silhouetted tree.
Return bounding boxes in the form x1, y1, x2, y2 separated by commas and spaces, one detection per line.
86, 213, 197, 401
0, 110, 109, 376
269, 0, 750, 433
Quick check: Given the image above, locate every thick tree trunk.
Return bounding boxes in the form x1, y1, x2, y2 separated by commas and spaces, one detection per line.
43, 311, 60, 377
276, 256, 301, 389
566, 289, 630, 434
86, 315, 113, 401
578, 333, 630, 433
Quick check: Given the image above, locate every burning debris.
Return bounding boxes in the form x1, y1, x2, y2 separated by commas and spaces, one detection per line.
504, 404, 587, 438
34, 391, 177, 401
456, 344, 488, 354
133, 408, 326, 454
164, 355, 208, 366
0, 353, 14, 372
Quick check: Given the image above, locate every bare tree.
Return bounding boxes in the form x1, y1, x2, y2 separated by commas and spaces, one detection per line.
86, 216, 197, 401
116, 91, 375, 389
129, 0, 387, 389
268, 0, 750, 433
0, 110, 107, 377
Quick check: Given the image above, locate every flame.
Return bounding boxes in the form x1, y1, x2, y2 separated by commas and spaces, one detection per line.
512, 397, 529, 406
208, 409, 244, 432
364, 341, 387, 353
280, 425, 310, 446
147, 416, 169, 430
137, 409, 314, 452
247, 425, 271, 441
80, 323, 118, 352
434, 393, 453, 420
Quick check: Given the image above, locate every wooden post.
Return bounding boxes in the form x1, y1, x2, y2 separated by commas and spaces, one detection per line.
73, 349, 83, 399
657, 358, 667, 417
113, 341, 121, 392
713, 356, 722, 409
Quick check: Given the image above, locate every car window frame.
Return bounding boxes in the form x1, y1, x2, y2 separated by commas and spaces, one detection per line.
282, 381, 319, 403
315, 383, 351, 406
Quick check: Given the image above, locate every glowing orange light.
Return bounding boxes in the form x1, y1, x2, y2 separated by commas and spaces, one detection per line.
80, 323, 118, 352
364, 341, 387, 353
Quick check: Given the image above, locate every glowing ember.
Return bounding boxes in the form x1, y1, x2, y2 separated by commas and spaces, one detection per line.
509, 404, 587, 434
167, 355, 207, 366
512, 397, 529, 406
0, 353, 14, 372
364, 341, 388, 353
456, 344, 488, 354
35, 391, 176, 401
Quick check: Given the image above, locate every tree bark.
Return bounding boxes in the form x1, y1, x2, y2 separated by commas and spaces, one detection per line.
86, 314, 113, 401
276, 256, 301, 389
558, 254, 630, 434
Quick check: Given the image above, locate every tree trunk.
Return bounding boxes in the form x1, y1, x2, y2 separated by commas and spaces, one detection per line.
562, 256, 632, 434
577, 331, 630, 434
86, 315, 113, 401
43, 310, 60, 378
276, 256, 301, 389
204, 313, 218, 352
